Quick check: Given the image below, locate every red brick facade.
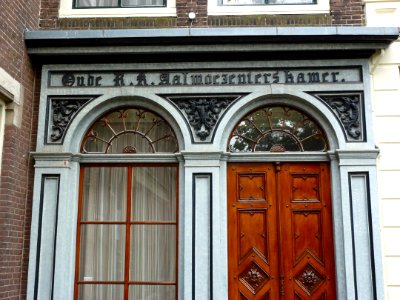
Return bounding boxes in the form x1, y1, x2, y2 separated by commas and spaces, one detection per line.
39, 0, 365, 29
0, 1, 40, 299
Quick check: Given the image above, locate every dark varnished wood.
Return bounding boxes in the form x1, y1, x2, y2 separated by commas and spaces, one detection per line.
228, 163, 336, 300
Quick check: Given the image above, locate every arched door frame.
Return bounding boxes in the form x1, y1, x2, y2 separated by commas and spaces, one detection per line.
209, 92, 383, 300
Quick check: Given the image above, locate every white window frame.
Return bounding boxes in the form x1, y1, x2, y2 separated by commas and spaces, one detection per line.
208, 0, 329, 15
59, 0, 176, 18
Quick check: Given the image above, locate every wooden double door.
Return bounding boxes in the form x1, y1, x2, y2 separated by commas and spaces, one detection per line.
228, 162, 336, 300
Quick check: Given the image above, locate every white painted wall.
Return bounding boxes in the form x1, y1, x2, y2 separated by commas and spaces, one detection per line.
365, 1, 400, 299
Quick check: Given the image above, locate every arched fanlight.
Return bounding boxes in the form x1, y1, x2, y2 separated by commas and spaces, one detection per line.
81, 107, 179, 154
228, 105, 328, 152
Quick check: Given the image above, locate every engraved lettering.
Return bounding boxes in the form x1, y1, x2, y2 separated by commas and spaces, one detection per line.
204, 74, 212, 85
331, 72, 339, 82
255, 73, 262, 84
77, 76, 86, 87
285, 71, 294, 84
322, 72, 329, 83
229, 74, 236, 84
238, 73, 246, 84
62, 73, 75, 87
273, 71, 280, 83
307, 72, 320, 83
191, 74, 203, 85
182, 72, 188, 85
136, 73, 148, 86
221, 74, 228, 84
159, 73, 170, 85
56, 69, 353, 88
247, 72, 253, 84
213, 74, 220, 85
263, 73, 271, 84
87, 74, 95, 86
297, 73, 305, 83
173, 74, 182, 85
114, 73, 125, 86
95, 76, 102, 86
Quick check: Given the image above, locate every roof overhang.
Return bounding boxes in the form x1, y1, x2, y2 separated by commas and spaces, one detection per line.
25, 26, 399, 63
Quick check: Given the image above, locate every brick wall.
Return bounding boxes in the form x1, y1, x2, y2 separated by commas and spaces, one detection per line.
331, 0, 365, 25
39, 0, 365, 29
0, 0, 40, 299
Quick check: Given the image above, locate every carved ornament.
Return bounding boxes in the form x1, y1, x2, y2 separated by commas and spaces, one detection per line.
311, 93, 364, 141
163, 95, 242, 143
47, 96, 97, 144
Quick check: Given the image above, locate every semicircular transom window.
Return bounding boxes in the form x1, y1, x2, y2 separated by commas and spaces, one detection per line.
81, 107, 179, 154
228, 106, 328, 152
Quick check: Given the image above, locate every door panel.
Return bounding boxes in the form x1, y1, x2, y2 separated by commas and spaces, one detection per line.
228, 163, 336, 300
228, 164, 279, 300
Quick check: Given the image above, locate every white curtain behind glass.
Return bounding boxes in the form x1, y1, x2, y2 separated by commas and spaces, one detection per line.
79, 167, 127, 299
78, 166, 176, 300
130, 167, 176, 299
75, 0, 118, 7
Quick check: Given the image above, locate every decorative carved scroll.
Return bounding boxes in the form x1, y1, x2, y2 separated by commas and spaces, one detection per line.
162, 94, 243, 143
47, 96, 97, 144
311, 93, 364, 142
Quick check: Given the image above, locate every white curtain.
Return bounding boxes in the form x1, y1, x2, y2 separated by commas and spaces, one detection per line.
78, 166, 176, 299
75, 0, 118, 7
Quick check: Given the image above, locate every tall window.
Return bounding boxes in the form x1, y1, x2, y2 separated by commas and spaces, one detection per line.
75, 107, 179, 299
75, 165, 178, 299
74, 0, 166, 8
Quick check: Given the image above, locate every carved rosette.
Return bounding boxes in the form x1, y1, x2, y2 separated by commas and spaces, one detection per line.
311, 93, 364, 142
295, 264, 324, 295
47, 96, 97, 144
239, 261, 269, 294
164, 95, 242, 143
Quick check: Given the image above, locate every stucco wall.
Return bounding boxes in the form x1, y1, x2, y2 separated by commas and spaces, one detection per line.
365, 1, 400, 299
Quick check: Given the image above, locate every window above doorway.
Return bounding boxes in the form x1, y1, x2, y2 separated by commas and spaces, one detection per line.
59, 0, 176, 17
208, 0, 329, 15
228, 105, 328, 152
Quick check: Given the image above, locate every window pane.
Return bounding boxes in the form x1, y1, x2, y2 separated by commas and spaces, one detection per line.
132, 167, 176, 222
79, 225, 125, 281
129, 285, 175, 300
75, 0, 119, 7
228, 106, 328, 152
82, 167, 127, 221
81, 108, 178, 154
122, 0, 165, 6
78, 284, 124, 300
130, 225, 176, 281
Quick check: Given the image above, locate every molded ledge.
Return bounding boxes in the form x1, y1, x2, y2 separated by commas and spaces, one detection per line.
24, 26, 399, 63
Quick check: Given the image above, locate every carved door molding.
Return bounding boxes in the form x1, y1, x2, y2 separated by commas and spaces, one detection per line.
228, 162, 336, 300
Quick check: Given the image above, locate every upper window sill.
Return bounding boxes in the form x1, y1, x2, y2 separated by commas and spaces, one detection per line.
59, 7, 176, 18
